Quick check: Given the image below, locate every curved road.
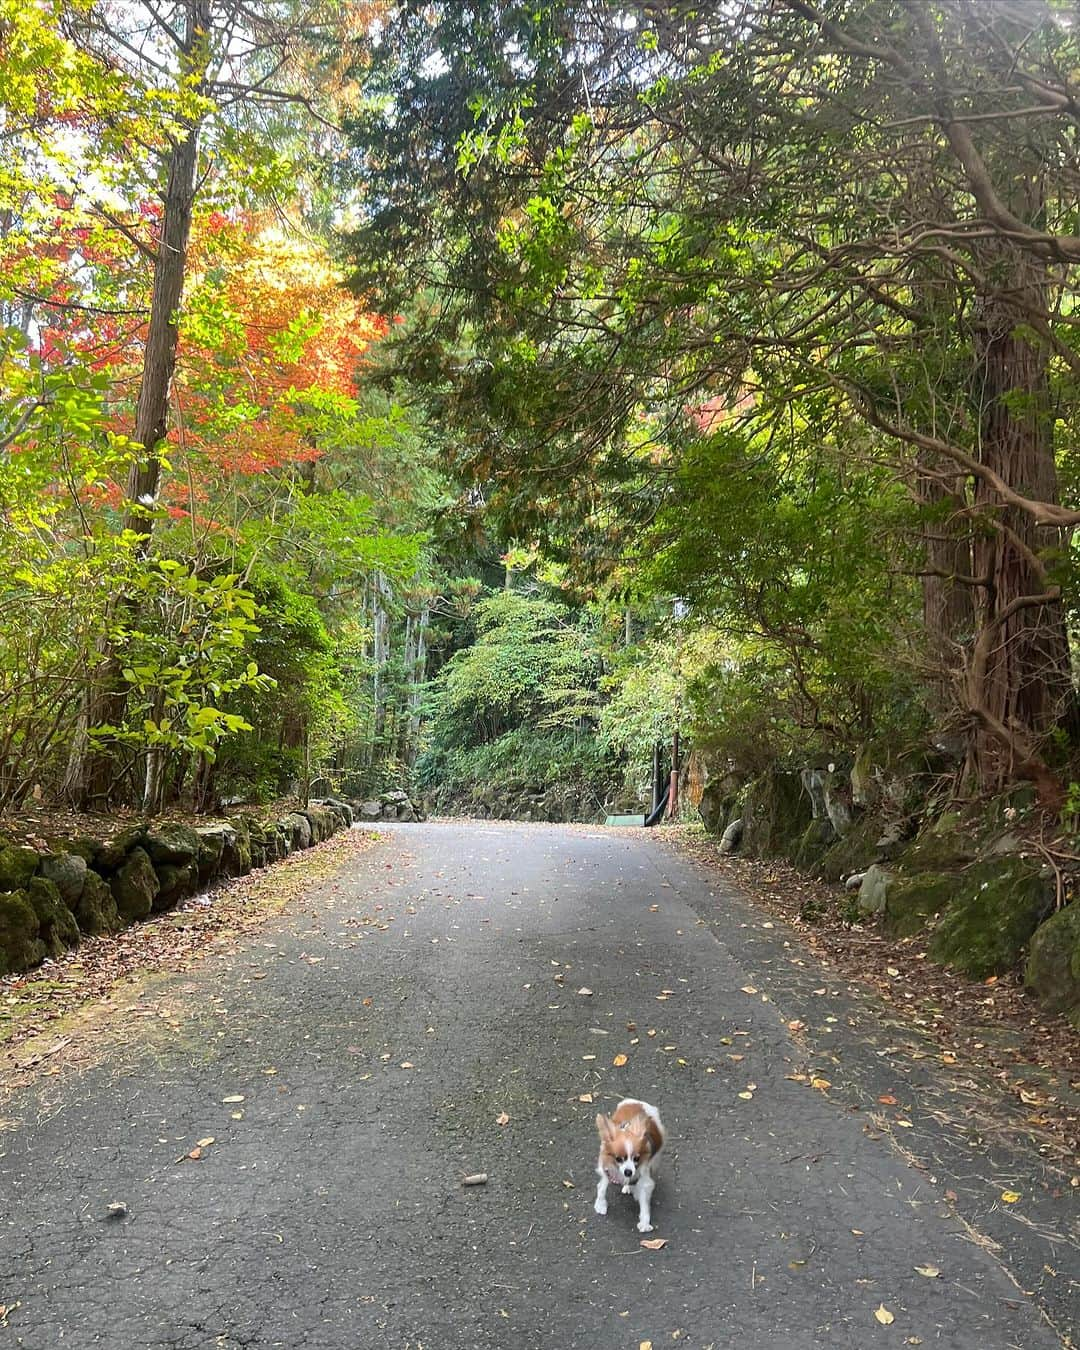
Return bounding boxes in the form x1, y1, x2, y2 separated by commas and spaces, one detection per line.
0, 821, 1075, 1348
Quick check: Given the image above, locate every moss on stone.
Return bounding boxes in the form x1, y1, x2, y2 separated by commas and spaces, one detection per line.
883, 871, 957, 938
929, 856, 1053, 979
0, 841, 41, 892
39, 851, 87, 906
144, 822, 200, 867
96, 824, 148, 871
813, 812, 883, 883
793, 818, 837, 871
1024, 904, 1080, 1022
894, 828, 976, 875
741, 769, 814, 863
110, 845, 158, 921
74, 869, 123, 936
27, 876, 80, 956
0, 890, 46, 975
153, 861, 197, 910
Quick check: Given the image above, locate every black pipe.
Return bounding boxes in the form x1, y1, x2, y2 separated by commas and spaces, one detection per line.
644, 783, 670, 827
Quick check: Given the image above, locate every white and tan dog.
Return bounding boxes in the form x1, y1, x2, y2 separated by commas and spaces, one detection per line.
594, 1098, 665, 1233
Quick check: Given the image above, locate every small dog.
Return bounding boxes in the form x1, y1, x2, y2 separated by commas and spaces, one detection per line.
594, 1098, 665, 1233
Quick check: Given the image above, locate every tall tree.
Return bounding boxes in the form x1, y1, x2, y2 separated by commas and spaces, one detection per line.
344, 0, 1080, 800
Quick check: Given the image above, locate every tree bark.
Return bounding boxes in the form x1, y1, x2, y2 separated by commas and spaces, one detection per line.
64, 2, 210, 807
968, 246, 1071, 798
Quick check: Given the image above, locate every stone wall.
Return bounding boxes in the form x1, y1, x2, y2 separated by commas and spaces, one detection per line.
697, 756, 1080, 1028
0, 798, 359, 979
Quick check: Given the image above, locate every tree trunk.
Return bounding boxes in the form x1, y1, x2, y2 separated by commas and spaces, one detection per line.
968, 251, 1071, 798
64, 2, 209, 808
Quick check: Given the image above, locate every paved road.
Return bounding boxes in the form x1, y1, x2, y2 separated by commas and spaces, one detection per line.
0, 821, 1074, 1349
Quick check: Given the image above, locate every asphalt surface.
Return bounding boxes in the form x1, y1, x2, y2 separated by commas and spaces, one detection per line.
0, 820, 1076, 1349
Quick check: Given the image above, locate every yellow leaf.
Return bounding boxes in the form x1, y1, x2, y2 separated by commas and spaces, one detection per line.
738, 1091, 754, 1100
196, 1136, 215, 1148
1001, 1190, 1021, 1203
741, 985, 758, 994
874, 1305, 895, 1325
578, 1093, 594, 1103
914, 1265, 940, 1278
810, 1077, 831, 1091
640, 1342, 653, 1350
639, 1237, 667, 1250
613, 1053, 628, 1067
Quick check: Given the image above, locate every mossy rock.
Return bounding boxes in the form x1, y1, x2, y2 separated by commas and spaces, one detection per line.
793, 818, 837, 871
144, 822, 200, 867
1024, 905, 1080, 1023
110, 846, 159, 921
929, 856, 1054, 979
96, 825, 148, 871
153, 861, 198, 910
740, 769, 814, 863
220, 822, 252, 876
74, 870, 123, 937
0, 842, 41, 892
0, 891, 47, 975
39, 851, 88, 907
44, 836, 99, 865
894, 827, 977, 875
287, 812, 313, 850
27, 877, 80, 957
883, 871, 958, 938
856, 864, 893, 918
813, 813, 884, 884
194, 827, 227, 884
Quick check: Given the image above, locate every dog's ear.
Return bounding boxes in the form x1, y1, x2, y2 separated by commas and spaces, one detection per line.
595, 1112, 612, 1138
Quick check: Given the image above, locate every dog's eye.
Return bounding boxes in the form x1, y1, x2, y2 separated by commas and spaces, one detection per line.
632, 1154, 640, 1163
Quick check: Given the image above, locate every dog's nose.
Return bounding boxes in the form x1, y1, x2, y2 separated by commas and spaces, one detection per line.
622, 1165, 634, 1177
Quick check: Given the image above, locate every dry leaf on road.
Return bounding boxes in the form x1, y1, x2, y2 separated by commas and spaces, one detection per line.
874, 1305, 895, 1325
496, 1111, 510, 1126
613, 1053, 628, 1067
640, 1237, 667, 1250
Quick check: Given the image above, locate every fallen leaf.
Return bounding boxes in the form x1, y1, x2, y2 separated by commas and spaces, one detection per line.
582, 1054, 597, 1061
895, 1118, 913, 1128
944, 1189, 958, 1202
649, 904, 659, 912
787, 1019, 805, 1032
810, 1077, 831, 1091
462, 1173, 487, 1186
738, 1091, 754, 1100
187, 1147, 202, 1161
640, 1237, 667, 1250
741, 985, 758, 995
647, 1029, 657, 1038
874, 1305, 895, 1326
577, 987, 594, 996
222, 1095, 244, 1104
399, 1061, 415, 1070
562, 1179, 575, 1188
578, 1093, 594, 1103
886, 966, 900, 977
496, 1111, 510, 1126
878, 1094, 897, 1105
613, 1053, 628, 1067
640, 1342, 653, 1350
1001, 1190, 1021, 1203
196, 1136, 215, 1148
914, 1265, 940, 1278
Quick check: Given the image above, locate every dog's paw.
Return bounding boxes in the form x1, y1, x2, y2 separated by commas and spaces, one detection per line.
594, 1198, 608, 1216
636, 1220, 654, 1233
